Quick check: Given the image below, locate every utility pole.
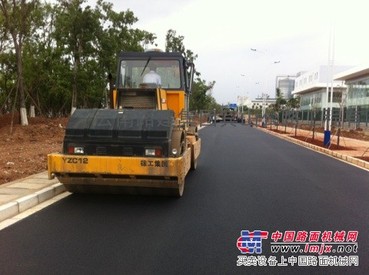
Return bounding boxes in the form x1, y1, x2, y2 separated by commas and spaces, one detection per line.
262, 93, 268, 127
324, 25, 335, 147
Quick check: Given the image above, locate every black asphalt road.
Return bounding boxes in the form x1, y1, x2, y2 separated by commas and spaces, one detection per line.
0, 123, 368, 274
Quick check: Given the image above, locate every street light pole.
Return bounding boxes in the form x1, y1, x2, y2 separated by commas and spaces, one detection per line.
240, 74, 248, 122
262, 93, 268, 127
324, 25, 335, 147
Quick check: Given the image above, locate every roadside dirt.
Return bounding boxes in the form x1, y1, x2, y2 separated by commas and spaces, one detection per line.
269, 124, 369, 142
268, 129, 354, 150
267, 126, 369, 162
0, 113, 68, 185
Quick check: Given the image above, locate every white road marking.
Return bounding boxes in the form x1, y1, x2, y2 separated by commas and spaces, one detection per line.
0, 192, 71, 231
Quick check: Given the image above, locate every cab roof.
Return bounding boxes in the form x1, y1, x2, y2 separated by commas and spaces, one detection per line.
119, 51, 185, 60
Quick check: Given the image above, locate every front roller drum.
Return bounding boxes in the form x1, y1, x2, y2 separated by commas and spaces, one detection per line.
56, 174, 185, 197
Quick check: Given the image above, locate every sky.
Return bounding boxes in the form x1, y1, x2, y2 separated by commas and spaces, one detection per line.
88, 0, 369, 105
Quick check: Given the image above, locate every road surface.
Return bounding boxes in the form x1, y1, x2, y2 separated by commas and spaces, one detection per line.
0, 123, 368, 274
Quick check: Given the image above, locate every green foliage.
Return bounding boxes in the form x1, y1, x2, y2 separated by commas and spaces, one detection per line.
0, 0, 218, 118
0, 0, 41, 125
94, 0, 155, 78
271, 87, 287, 112
190, 78, 217, 111
0, 0, 156, 116
165, 29, 218, 111
286, 96, 300, 109
165, 29, 197, 63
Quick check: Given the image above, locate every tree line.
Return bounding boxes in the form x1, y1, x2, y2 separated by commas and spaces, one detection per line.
0, 0, 218, 126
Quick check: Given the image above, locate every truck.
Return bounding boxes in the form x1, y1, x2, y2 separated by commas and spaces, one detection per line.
47, 50, 201, 197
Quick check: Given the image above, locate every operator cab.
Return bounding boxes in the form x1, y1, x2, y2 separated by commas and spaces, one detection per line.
112, 51, 194, 111
119, 58, 182, 89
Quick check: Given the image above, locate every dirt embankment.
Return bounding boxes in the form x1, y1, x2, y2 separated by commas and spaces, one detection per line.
0, 114, 68, 185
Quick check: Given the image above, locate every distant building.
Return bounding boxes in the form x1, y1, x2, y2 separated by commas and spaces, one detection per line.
237, 96, 252, 109
276, 76, 296, 99
335, 65, 369, 127
292, 65, 352, 111
335, 65, 369, 108
251, 96, 276, 109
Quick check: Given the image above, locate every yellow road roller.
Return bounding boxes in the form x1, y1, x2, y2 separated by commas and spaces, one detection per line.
48, 51, 201, 196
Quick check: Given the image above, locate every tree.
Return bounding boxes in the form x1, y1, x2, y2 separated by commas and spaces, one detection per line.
53, 0, 102, 114
1, 1, 183, 119
286, 96, 300, 109
94, 0, 155, 106
165, 29, 217, 111
52, 0, 156, 114
0, 52, 16, 114
271, 87, 287, 112
165, 29, 197, 63
22, 1, 50, 117
0, 10, 8, 53
0, 0, 39, 125
190, 78, 217, 111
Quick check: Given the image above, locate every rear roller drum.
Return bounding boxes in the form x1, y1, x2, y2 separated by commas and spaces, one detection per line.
166, 178, 184, 197
170, 130, 186, 157
191, 157, 197, 170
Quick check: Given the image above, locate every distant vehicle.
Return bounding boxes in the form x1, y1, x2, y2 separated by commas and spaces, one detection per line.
208, 115, 222, 123
219, 107, 237, 122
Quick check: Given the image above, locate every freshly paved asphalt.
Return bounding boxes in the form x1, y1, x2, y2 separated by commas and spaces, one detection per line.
0, 123, 368, 274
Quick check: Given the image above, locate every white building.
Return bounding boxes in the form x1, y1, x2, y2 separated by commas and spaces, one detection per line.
335, 65, 369, 128
292, 65, 352, 111
251, 96, 276, 109
237, 96, 252, 110
335, 65, 369, 107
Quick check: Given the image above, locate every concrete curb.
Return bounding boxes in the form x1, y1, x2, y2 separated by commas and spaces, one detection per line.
0, 183, 66, 223
259, 127, 369, 171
